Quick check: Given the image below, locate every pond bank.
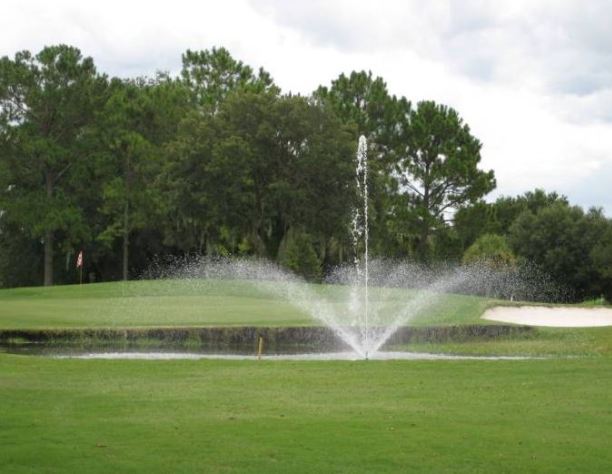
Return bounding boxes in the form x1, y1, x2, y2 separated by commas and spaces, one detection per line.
0, 324, 533, 349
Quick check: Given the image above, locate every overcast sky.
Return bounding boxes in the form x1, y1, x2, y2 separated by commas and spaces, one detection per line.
2, 0, 612, 214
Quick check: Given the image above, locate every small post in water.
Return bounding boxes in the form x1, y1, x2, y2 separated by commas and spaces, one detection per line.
257, 336, 264, 360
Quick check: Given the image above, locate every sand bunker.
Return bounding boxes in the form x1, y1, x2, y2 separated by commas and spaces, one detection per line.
483, 306, 612, 327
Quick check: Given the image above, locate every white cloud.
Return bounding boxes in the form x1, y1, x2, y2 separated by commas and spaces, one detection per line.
1, 0, 611, 213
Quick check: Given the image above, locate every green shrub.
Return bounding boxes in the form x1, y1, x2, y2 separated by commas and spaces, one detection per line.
462, 233, 516, 268
278, 232, 322, 281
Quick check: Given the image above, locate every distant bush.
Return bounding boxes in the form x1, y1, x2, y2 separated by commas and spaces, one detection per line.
591, 226, 612, 303
509, 204, 610, 302
278, 232, 322, 281
462, 233, 516, 268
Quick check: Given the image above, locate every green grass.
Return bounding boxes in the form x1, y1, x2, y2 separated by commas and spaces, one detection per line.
1, 354, 611, 473
2, 280, 612, 472
0, 279, 494, 329
401, 326, 612, 357
2, 279, 611, 360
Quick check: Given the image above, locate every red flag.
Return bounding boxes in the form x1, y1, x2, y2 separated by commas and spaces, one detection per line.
76, 250, 83, 268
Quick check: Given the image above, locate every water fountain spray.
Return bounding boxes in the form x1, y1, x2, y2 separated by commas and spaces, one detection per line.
353, 135, 369, 359
132, 136, 557, 360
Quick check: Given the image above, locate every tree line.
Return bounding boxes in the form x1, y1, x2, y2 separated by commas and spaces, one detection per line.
0, 45, 610, 302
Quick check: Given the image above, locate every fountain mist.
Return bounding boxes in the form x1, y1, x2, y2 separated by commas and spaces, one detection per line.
352, 135, 369, 357
132, 136, 567, 359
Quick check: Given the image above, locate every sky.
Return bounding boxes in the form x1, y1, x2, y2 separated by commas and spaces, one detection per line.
2, 0, 612, 214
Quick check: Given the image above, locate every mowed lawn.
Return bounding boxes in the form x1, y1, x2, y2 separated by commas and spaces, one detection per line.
407, 326, 612, 357
0, 279, 493, 329
2, 281, 612, 472
1, 355, 611, 473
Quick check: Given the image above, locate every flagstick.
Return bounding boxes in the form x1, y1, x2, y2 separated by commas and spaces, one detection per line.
76, 250, 83, 286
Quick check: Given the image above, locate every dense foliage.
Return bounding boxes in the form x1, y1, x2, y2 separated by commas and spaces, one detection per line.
1, 45, 611, 302
462, 234, 516, 268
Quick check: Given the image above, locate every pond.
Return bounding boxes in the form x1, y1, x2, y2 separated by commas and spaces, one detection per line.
0, 340, 533, 360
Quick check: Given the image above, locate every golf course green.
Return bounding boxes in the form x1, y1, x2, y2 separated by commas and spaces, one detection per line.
0, 279, 494, 329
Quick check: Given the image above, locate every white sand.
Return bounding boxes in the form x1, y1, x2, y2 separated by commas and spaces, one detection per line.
482, 306, 612, 327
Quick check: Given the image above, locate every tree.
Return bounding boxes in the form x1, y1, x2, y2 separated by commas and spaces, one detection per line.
315, 71, 411, 256
314, 71, 406, 150
396, 101, 495, 260
591, 222, 612, 302
454, 189, 568, 250
462, 233, 516, 267
278, 230, 322, 281
164, 90, 355, 261
0, 219, 41, 287
181, 47, 278, 111
509, 203, 609, 301
92, 80, 153, 280
0, 45, 108, 285
430, 225, 463, 262
162, 107, 252, 254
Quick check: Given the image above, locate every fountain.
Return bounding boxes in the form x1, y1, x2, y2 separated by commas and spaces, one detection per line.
0, 137, 566, 361
352, 135, 369, 358
150, 135, 478, 359
142, 251, 560, 360
78, 136, 565, 361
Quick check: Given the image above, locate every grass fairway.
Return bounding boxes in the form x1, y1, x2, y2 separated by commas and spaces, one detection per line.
0, 279, 493, 329
402, 326, 612, 358
2, 280, 612, 472
1, 354, 612, 473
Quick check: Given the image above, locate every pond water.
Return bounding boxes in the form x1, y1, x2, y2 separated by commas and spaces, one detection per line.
0, 341, 533, 361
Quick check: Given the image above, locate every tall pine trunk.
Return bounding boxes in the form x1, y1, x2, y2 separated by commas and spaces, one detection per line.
122, 149, 130, 282
418, 225, 430, 262
418, 175, 431, 262
43, 173, 54, 286
43, 231, 53, 286
122, 200, 129, 281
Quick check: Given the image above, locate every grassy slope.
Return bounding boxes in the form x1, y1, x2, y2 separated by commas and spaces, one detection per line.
1, 354, 611, 473
3, 279, 612, 358
402, 326, 612, 357
0, 279, 493, 329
